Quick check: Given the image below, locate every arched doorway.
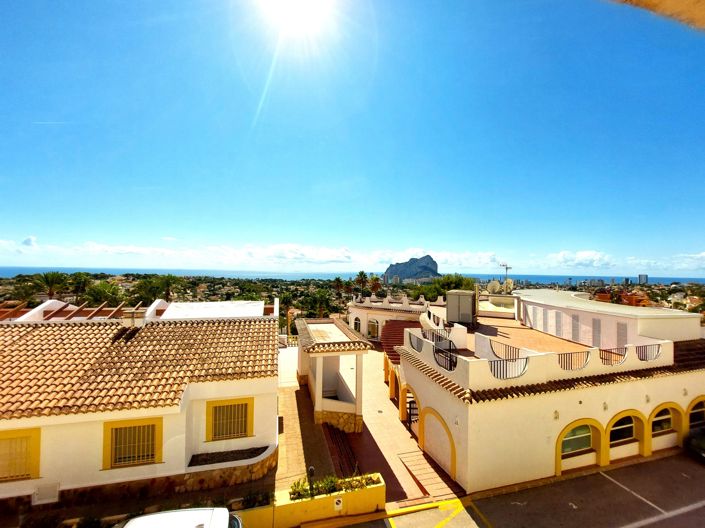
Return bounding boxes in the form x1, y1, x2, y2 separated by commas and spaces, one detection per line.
418, 407, 457, 479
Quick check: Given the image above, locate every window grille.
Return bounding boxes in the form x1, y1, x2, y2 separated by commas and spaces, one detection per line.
111, 424, 156, 468
212, 403, 249, 440
0, 436, 31, 481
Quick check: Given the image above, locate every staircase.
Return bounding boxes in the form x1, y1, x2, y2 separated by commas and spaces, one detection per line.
381, 320, 422, 365
322, 424, 358, 477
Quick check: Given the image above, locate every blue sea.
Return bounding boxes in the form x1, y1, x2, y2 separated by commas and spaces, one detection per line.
0, 266, 704, 285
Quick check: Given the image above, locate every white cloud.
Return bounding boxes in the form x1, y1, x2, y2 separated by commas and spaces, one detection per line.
672, 252, 705, 271
0, 238, 702, 276
545, 250, 615, 269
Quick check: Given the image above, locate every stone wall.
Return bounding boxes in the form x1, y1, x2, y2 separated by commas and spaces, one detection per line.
0, 448, 278, 515
314, 410, 364, 433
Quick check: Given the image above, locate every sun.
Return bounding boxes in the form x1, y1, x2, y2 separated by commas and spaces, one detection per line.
256, 0, 337, 40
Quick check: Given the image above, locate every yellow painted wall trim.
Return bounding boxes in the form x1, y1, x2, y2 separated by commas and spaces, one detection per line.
648, 401, 685, 447
0, 427, 41, 480
102, 417, 163, 470
418, 406, 457, 480
555, 418, 605, 476
399, 384, 421, 422
685, 395, 705, 437
606, 409, 649, 457
205, 397, 255, 442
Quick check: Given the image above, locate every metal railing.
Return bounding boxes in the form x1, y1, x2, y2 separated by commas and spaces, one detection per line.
636, 344, 661, 361
490, 340, 520, 360
434, 348, 458, 372
557, 350, 591, 371
488, 357, 529, 379
599, 347, 627, 366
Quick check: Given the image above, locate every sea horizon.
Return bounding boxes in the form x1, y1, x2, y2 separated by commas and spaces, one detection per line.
0, 266, 703, 285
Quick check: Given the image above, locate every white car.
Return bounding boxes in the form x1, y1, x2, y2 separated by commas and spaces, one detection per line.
117, 507, 242, 528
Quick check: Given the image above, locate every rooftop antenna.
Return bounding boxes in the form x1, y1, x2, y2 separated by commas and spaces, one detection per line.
499, 262, 512, 282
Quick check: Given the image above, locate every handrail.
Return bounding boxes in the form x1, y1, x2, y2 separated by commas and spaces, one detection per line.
409, 334, 425, 353
557, 350, 590, 371
490, 340, 520, 360
488, 357, 529, 379
636, 344, 661, 361
599, 347, 627, 366
433, 348, 458, 371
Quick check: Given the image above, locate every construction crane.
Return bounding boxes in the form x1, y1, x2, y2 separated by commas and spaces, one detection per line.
499, 262, 512, 282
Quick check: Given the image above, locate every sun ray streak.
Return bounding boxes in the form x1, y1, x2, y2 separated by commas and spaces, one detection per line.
252, 34, 283, 129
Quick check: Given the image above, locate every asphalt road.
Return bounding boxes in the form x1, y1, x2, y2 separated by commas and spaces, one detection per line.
351, 454, 705, 528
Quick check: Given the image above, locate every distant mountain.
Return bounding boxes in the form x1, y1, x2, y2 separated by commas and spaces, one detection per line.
383, 255, 441, 282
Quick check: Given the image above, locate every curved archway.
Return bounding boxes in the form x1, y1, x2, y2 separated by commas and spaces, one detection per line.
648, 402, 685, 448
606, 409, 649, 458
555, 418, 606, 476
418, 407, 457, 480
368, 319, 379, 339
353, 317, 361, 333
687, 396, 705, 434
399, 384, 421, 422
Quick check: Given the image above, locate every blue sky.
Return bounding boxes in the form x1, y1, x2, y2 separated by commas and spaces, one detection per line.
1, 0, 704, 276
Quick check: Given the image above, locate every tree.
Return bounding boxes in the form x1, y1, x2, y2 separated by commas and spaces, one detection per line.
130, 278, 162, 305
70, 272, 93, 302
344, 280, 354, 299
332, 277, 344, 298
85, 281, 124, 306
11, 281, 38, 304
158, 274, 185, 302
34, 272, 68, 299
355, 271, 368, 293
369, 274, 382, 295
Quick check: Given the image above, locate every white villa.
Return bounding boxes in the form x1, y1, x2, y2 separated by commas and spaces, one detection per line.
346, 294, 441, 340
386, 289, 705, 493
0, 299, 280, 511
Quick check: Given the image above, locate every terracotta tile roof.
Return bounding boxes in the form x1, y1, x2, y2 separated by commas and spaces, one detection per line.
398, 348, 472, 404
295, 318, 370, 354
381, 320, 421, 365
0, 317, 278, 420
400, 339, 705, 405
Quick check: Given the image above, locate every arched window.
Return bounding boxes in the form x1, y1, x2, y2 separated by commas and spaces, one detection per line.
690, 401, 705, 430
651, 408, 673, 435
561, 425, 593, 457
353, 317, 361, 333
610, 416, 635, 445
368, 319, 379, 339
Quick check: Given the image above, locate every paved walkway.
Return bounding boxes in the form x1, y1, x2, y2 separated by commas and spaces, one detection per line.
344, 350, 459, 505
398, 450, 464, 501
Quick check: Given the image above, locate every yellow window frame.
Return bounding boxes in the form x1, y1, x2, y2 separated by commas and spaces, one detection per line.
102, 417, 163, 470
0, 428, 41, 481
206, 398, 254, 442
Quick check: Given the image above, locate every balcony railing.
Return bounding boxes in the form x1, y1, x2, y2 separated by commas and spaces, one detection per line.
488, 357, 529, 380
636, 344, 661, 361
490, 340, 520, 360
434, 348, 458, 372
599, 347, 627, 366
557, 350, 590, 371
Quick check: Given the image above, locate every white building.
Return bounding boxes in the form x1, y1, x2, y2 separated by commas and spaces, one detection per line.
346, 294, 436, 340
0, 300, 279, 511
391, 289, 705, 493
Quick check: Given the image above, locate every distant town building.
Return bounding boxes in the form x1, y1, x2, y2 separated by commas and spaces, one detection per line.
639, 274, 649, 285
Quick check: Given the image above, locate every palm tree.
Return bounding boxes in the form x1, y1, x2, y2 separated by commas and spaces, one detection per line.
343, 280, 354, 300
158, 274, 186, 302
34, 272, 68, 300
70, 272, 93, 302
355, 271, 368, 294
332, 277, 343, 298
85, 281, 125, 306
130, 277, 162, 305
369, 274, 382, 295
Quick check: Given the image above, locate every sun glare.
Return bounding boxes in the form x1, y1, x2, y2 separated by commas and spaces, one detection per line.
257, 0, 337, 40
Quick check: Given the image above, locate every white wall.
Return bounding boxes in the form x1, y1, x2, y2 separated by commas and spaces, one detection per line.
0, 377, 278, 500
347, 306, 420, 338
465, 370, 705, 493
